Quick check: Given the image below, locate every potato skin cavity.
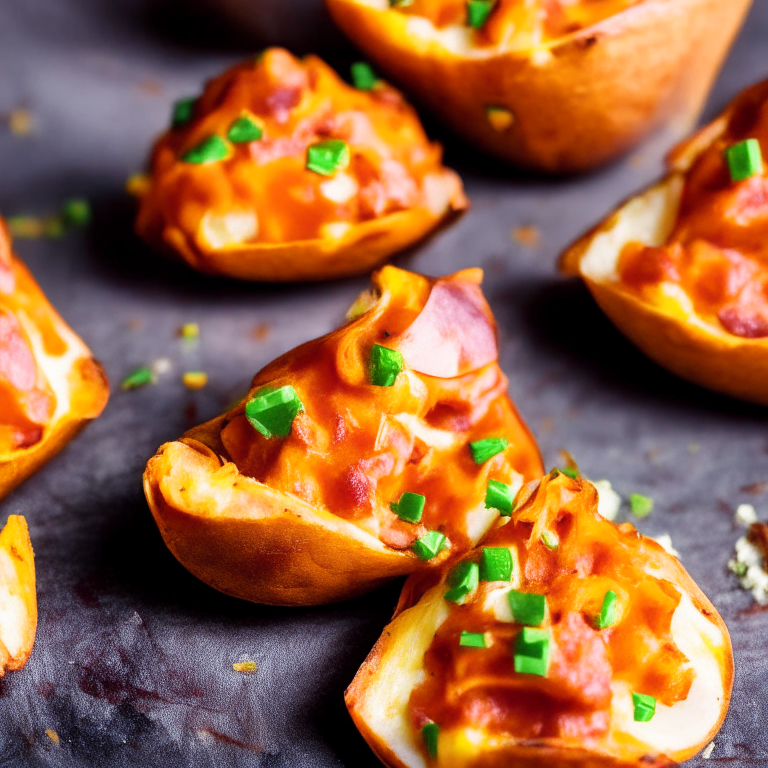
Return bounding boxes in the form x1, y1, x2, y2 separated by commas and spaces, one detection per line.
346, 474, 733, 768
143, 266, 543, 606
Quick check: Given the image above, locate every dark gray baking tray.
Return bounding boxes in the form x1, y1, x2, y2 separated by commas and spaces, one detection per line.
0, 0, 767, 765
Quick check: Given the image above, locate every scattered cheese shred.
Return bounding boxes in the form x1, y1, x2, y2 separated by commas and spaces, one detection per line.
45, 729, 59, 745
591, 479, 621, 521
182, 371, 208, 390
232, 661, 257, 674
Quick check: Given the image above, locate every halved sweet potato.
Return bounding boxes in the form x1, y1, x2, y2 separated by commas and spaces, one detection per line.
135, 48, 466, 281
0, 515, 36, 676
0, 218, 109, 497
144, 266, 543, 605
560, 79, 768, 405
325, 0, 750, 172
346, 472, 733, 768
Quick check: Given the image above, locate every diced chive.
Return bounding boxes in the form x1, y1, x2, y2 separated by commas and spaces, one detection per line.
182, 371, 208, 390
182, 135, 229, 164
596, 590, 618, 630
227, 115, 263, 144
412, 531, 447, 561
513, 627, 550, 677
560, 466, 579, 479
306, 139, 350, 176
172, 97, 195, 128
459, 631, 487, 648
549, 468, 561, 479
121, 367, 155, 390
485, 479, 513, 515
244, 385, 303, 438
507, 589, 546, 626
630, 493, 654, 518
444, 561, 479, 603
390, 0, 414, 6
422, 722, 439, 758
351, 62, 378, 90
62, 198, 91, 227
369, 344, 404, 387
479, 547, 513, 582
470, 437, 508, 465
466, 0, 495, 28
632, 692, 656, 722
390, 492, 425, 524
541, 530, 559, 551
725, 139, 763, 183
485, 105, 514, 131
180, 322, 199, 340
44, 217, 65, 238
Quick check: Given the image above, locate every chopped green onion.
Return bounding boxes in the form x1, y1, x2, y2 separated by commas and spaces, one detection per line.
485, 479, 514, 515
444, 561, 479, 603
630, 493, 654, 518
227, 115, 263, 144
390, 492, 425, 524
459, 631, 487, 648
514, 627, 550, 677
62, 198, 91, 227
422, 722, 439, 758
596, 590, 618, 630
632, 692, 656, 722
172, 97, 195, 128
412, 531, 447, 561
479, 547, 513, 582
560, 466, 579, 479
507, 589, 546, 626
306, 139, 350, 176
369, 344, 404, 387
541, 530, 559, 551
725, 139, 763, 183
244, 385, 303, 438
470, 437, 508, 465
466, 0, 495, 28
390, 0, 414, 6
351, 62, 378, 90
121, 367, 155, 390
182, 135, 229, 164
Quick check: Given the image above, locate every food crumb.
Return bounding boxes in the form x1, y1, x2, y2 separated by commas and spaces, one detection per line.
45, 729, 59, 745
126, 318, 142, 331
126, 172, 151, 198
252, 323, 271, 341
701, 742, 715, 760
688, 442, 700, 454
591, 479, 620, 521
7, 215, 46, 239
152, 358, 172, 376
179, 322, 199, 341
728, 518, 768, 605
183, 371, 208, 390
232, 661, 257, 674
735, 503, 758, 527
653, 533, 680, 559
512, 225, 540, 247
8, 108, 35, 136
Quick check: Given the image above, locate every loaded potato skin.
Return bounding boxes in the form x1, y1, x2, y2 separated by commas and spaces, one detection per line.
346, 473, 732, 768
0, 515, 36, 676
561, 79, 768, 405
135, 48, 466, 281
0, 218, 109, 497
325, 0, 751, 172
144, 266, 543, 605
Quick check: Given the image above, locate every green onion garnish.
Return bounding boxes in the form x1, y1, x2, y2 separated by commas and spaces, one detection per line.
62, 198, 91, 227
306, 139, 350, 176
459, 631, 487, 648
470, 437, 508, 465
596, 590, 618, 630
412, 531, 447, 561
541, 530, 559, 551
351, 62, 378, 90
422, 722, 439, 758
244, 385, 303, 438
172, 97, 195, 128
444, 561, 479, 603
466, 0, 495, 28
560, 466, 579, 479
479, 547, 512, 582
632, 692, 656, 722
629, 493, 654, 518
369, 344, 404, 387
485, 479, 513, 515
182, 135, 229, 164
725, 139, 763, 183
507, 589, 546, 626
514, 627, 550, 677
227, 115, 263, 144
390, 492, 425, 524
389, 0, 414, 6
121, 367, 155, 390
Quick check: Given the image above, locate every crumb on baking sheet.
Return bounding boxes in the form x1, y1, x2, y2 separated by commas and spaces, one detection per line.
511, 225, 540, 247
735, 503, 757, 527
701, 742, 715, 759
182, 371, 208, 390
152, 357, 172, 376
591, 479, 620, 521
728, 506, 768, 605
252, 323, 271, 341
8, 108, 35, 136
45, 729, 59, 745
653, 533, 680, 558
232, 661, 257, 674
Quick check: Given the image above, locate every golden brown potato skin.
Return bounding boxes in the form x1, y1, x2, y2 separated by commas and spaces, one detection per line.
326, 0, 751, 172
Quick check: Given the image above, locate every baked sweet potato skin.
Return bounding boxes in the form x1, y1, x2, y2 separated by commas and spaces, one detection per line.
0, 515, 37, 676
0, 219, 109, 498
144, 266, 543, 606
326, 0, 751, 172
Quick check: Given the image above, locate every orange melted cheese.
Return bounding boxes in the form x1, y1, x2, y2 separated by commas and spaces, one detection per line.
408, 474, 693, 744
393, 0, 642, 47
619, 81, 768, 339
217, 267, 542, 553
138, 49, 456, 248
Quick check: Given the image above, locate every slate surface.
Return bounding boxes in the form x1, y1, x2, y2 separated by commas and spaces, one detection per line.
0, 0, 766, 765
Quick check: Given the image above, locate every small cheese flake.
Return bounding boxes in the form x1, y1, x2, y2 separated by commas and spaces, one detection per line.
232, 661, 258, 674
183, 371, 208, 390
728, 523, 768, 605
653, 533, 680, 558
735, 503, 758, 527
45, 729, 60, 745
9, 108, 35, 136
152, 358, 172, 376
512, 225, 540, 246
701, 742, 715, 760
592, 479, 620, 521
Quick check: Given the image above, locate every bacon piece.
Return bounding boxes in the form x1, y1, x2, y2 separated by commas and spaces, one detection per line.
0, 311, 38, 393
